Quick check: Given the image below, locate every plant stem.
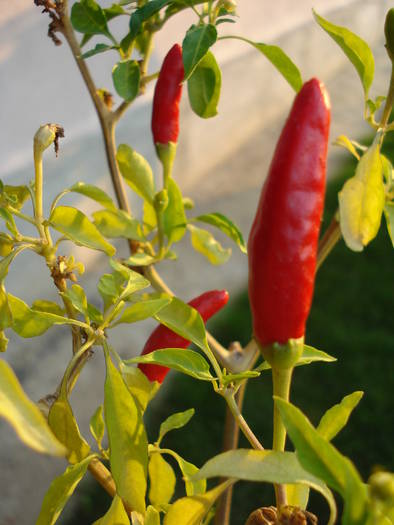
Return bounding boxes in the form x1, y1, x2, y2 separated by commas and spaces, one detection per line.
224, 390, 264, 451
317, 215, 341, 271
272, 367, 293, 508
380, 65, 394, 128
215, 384, 247, 525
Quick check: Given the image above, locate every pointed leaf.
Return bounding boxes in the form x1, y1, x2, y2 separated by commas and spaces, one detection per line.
313, 10, 374, 98
188, 51, 221, 118
182, 24, 218, 80
163, 178, 187, 244
111, 293, 171, 327
158, 408, 195, 444
32, 300, 65, 316
153, 296, 209, 353
161, 448, 206, 496
275, 398, 368, 524
49, 206, 115, 256
2, 184, 30, 210
120, 363, 160, 412
126, 252, 156, 266
188, 224, 231, 265
334, 135, 360, 160
256, 344, 337, 372
98, 273, 123, 310
61, 284, 88, 318
48, 396, 91, 464
93, 209, 145, 241
317, 391, 364, 441
69, 182, 116, 210
143, 200, 157, 234
0, 330, 9, 352
0, 360, 66, 456
71, 0, 111, 37
128, 0, 171, 40
112, 60, 140, 102
193, 212, 246, 253
130, 349, 214, 381
93, 494, 130, 525
104, 349, 148, 514
149, 452, 176, 507
117, 144, 155, 204
80, 43, 116, 59
90, 405, 105, 449
163, 480, 231, 525
145, 506, 160, 525
36, 455, 94, 525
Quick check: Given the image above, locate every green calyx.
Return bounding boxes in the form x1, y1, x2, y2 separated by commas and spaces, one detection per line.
154, 189, 169, 214
385, 9, 394, 61
155, 142, 177, 188
259, 337, 304, 370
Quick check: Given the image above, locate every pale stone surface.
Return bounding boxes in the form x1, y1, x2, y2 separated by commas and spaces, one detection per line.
0, 1, 391, 523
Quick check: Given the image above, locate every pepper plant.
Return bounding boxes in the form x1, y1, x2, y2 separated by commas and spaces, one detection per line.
1, 1, 393, 524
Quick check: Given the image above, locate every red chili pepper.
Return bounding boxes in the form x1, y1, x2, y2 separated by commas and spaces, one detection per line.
151, 43, 184, 146
248, 78, 330, 356
138, 290, 229, 383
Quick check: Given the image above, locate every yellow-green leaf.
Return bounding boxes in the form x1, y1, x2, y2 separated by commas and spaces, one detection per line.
49, 205, 115, 256
334, 135, 360, 160
160, 448, 206, 496
317, 391, 364, 441
104, 348, 148, 514
93, 494, 130, 525
145, 506, 160, 525
0, 330, 8, 352
48, 397, 91, 464
93, 209, 145, 241
0, 359, 66, 456
117, 144, 155, 203
69, 182, 116, 210
111, 293, 171, 327
120, 363, 160, 412
338, 140, 385, 252
36, 455, 94, 525
163, 480, 232, 525
90, 405, 105, 449
188, 224, 231, 265
148, 452, 176, 507
163, 178, 187, 244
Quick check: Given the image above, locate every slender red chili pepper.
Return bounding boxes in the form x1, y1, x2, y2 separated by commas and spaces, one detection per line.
248, 78, 330, 354
138, 290, 229, 383
151, 43, 184, 146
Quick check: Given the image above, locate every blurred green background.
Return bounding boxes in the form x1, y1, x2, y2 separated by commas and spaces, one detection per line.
62, 139, 394, 524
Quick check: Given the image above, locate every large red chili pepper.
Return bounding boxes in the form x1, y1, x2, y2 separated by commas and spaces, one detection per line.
151, 43, 184, 146
248, 78, 330, 362
138, 290, 229, 383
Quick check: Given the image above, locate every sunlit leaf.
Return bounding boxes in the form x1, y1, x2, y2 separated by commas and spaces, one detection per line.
69, 182, 116, 210
158, 408, 195, 444
0, 360, 66, 456
2, 184, 30, 210
49, 206, 115, 256
161, 448, 206, 496
110, 293, 171, 327
163, 178, 187, 244
93, 494, 130, 524
334, 135, 360, 160
36, 455, 94, 525
104, 349, 148, 514
61, 284, 88, 319
31, 300, 65, 316
188, 51, 221, 118
117, 144, 155, 203
193, 212, 246, 253
145, 506, 160, 525
120, 363, 160, 412
149, 452, 176, 507
188, 224, 231, 265
112, 60, 140, 102
317, 391, 364, 441
0, 208, 18, 236
182, 24, 218, 80
313, 10, 374, 98
90, 405, 105, 449
93, 209, 145, 241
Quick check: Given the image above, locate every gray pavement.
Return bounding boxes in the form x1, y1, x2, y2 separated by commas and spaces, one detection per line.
0, 1, 392, 523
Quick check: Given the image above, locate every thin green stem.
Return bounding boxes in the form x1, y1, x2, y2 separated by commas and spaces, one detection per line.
317, 216, 341, 271
224, 390, 264, 451
8, 207, 36, 226
380, 65, 394, 128
272, 367, 293, 508
33, 150, 46, 240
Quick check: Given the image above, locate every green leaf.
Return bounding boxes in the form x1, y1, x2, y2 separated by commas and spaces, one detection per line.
48, 396, 91, 464
143, 200, 157, 234
90, 405, 105, 449
0, 359, 66, 456
193, 212, 246, 253
80, 43, 116, 59
0, 245, 28, 282
120, 362, 160, 412
275, 398, 368, 525
158, 408, 195, 444
188, 224, 231, 265
128, 0, 171, 40
49, 206, 116, 256
8, 294, 80, 338
187, 51, 221, 118
286, 483, 310, 511
130, 348, 214, 381
112, 60, 140, 102
2, 184, 30, 210
31, 300, 65, 316
317, 391, 364, 441
298, 345, 337, 365
164, 480, 231, 525
104, 348, 148, 514
104, 4, 126, 20
98, 273, 123, 310
165, 449, 206, 496
338, 139, 385, 252
0, 330, 9, 352
145, 506, 160, 525
182, 24, 218, 80
36, 455, 94, 525
384, 202, 394, 248
334, 135, 361, 160
149, 452, 176, 507
93, 494, 131, 525
126, 252, 157, 267
163, 178, 187, 244
69, 182, 116, 210
313, 10, 374, 98
0, 207, 18, 236
195, 449, 337, 525
153, 296, 209, 353
117, 144, 155, 203
0, 285, 11, 331
61, 284, 88, 319
110, 293, 171, 327
93, 209, 145, 241
71, 0, 111, 37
